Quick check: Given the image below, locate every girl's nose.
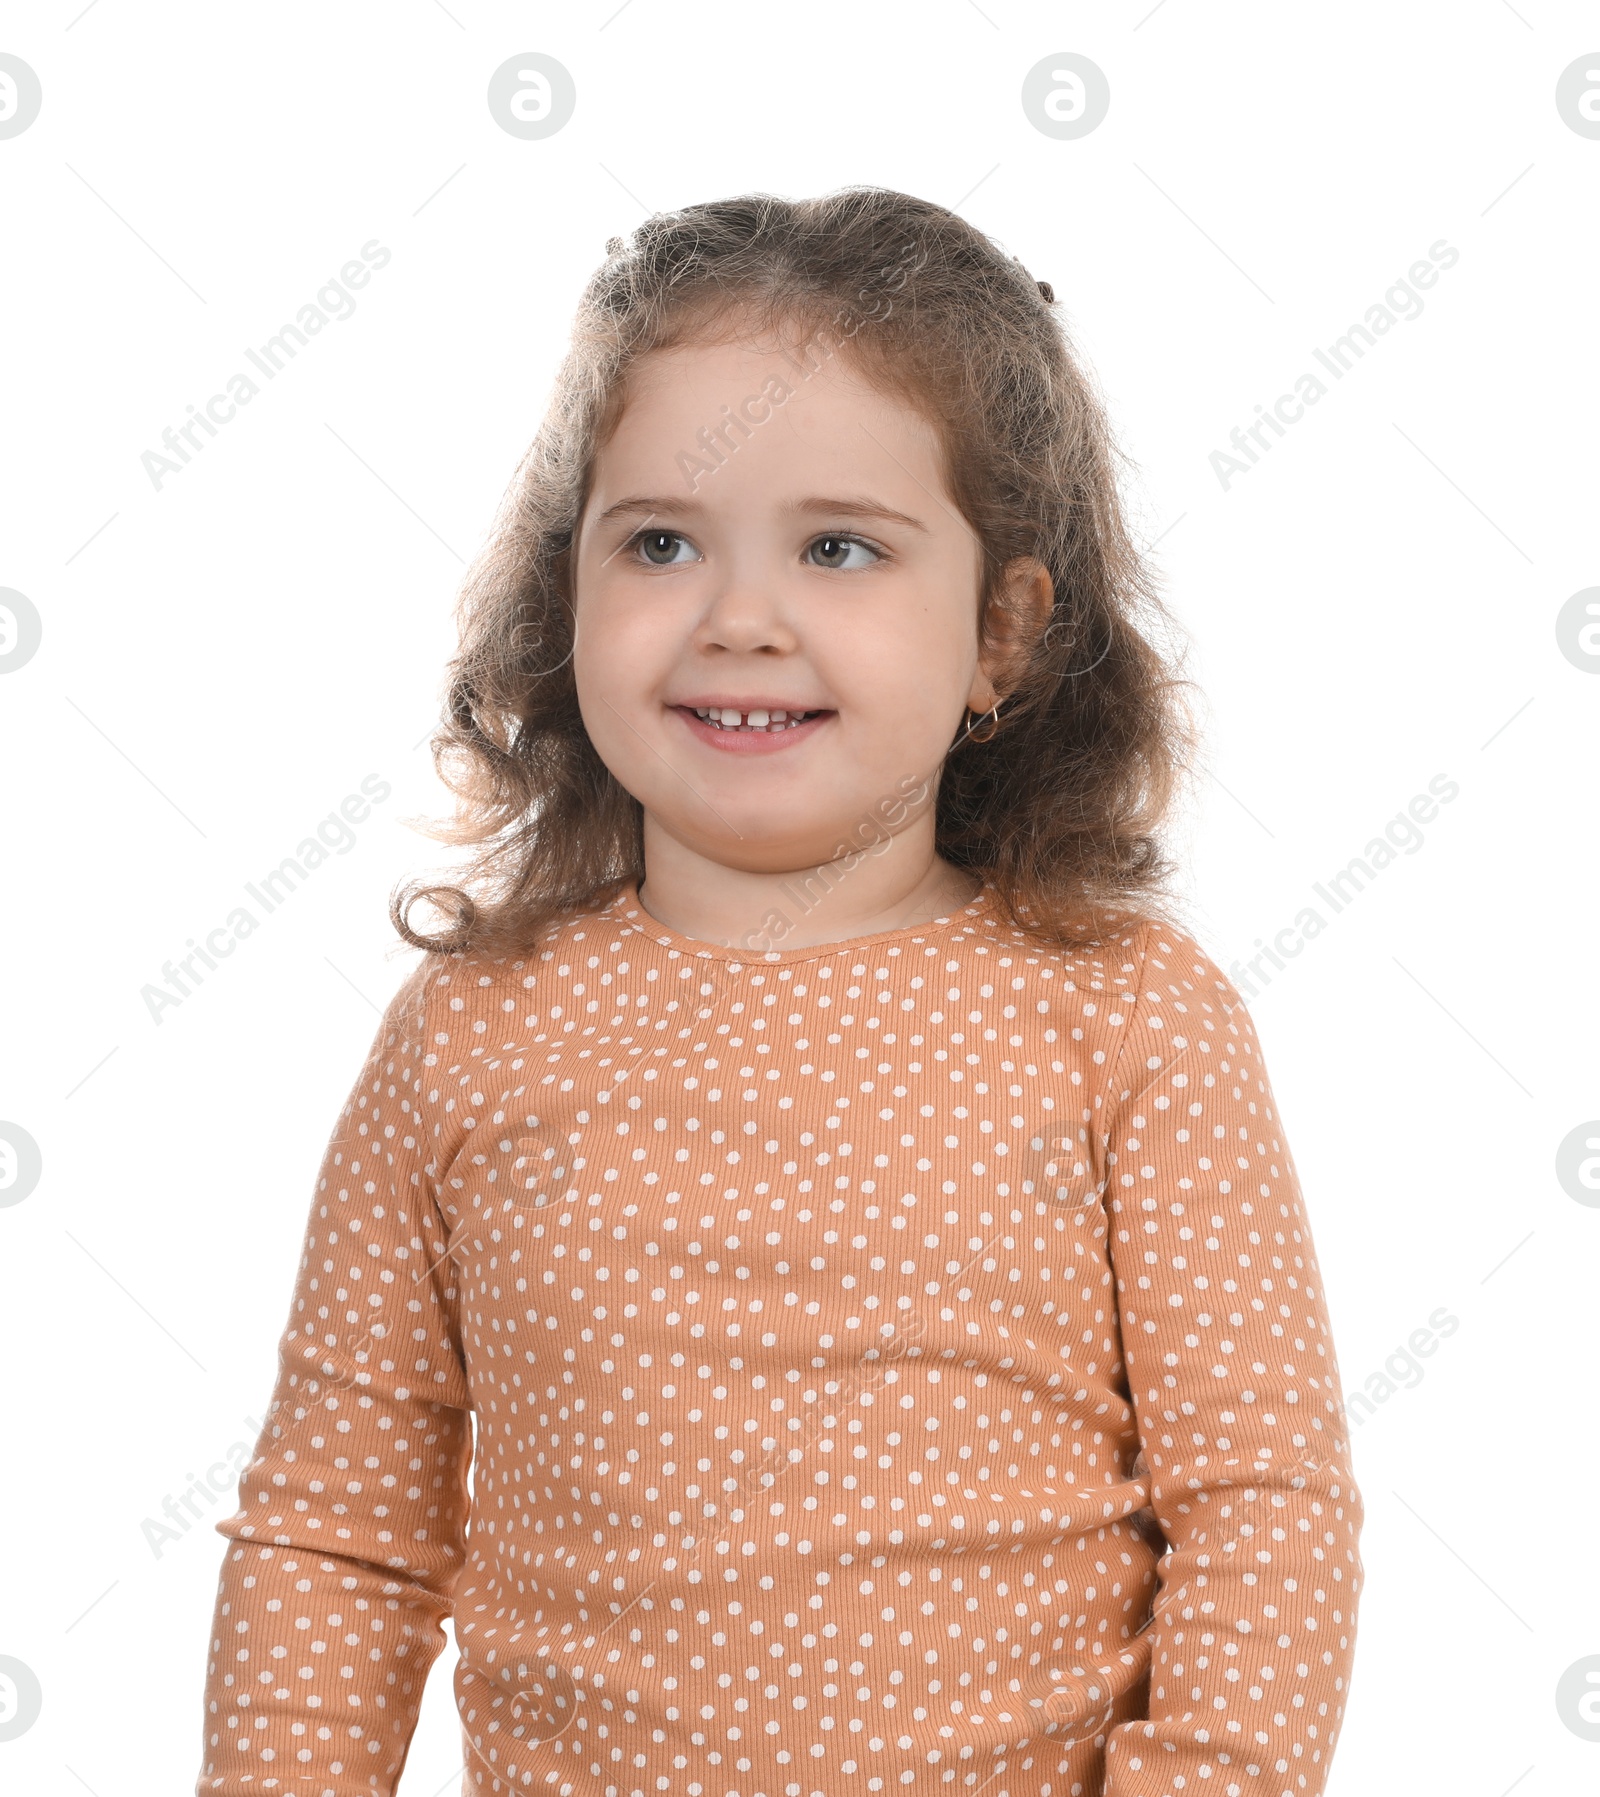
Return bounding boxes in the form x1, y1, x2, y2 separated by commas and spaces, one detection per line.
692, 559, 800, 653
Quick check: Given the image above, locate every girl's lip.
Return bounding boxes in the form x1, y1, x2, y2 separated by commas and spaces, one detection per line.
670, 705, 833, 754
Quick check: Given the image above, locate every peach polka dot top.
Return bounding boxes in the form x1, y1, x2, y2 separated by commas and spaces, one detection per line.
196, 877, 1363, 1797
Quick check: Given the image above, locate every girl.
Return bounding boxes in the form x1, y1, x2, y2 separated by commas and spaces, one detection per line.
195, 188, 1362, 1797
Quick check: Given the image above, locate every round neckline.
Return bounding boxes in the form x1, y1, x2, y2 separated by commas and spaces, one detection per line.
605, 874, 1000, 965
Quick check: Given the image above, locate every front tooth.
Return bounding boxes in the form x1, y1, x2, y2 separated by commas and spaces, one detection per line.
746, 710, 769, 727
719, 708, 741, 725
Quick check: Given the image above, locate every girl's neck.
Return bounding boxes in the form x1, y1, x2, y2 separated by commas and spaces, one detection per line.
634, 840, 984, 953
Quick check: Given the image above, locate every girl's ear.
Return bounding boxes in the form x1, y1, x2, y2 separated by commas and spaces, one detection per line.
971, 557, 1055, 709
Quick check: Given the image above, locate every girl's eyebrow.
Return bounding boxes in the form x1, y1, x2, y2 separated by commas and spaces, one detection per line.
592, 495, 931, 533
592, 496, 689, 527
790, 496, 930, 534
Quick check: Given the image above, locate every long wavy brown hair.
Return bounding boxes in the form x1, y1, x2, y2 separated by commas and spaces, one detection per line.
391, 185, 1193, 958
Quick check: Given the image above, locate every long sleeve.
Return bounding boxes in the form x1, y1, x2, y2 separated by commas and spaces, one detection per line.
1096, 922, 1364, 1797
196, 956, 475, 1797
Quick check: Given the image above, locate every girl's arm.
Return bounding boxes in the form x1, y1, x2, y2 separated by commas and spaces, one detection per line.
1098, 924, 1364, 1797
195, 959, 474, 1797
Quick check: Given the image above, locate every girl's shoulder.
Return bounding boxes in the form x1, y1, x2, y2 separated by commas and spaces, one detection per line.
1117, 910, 1254, 1012
985, 896, 1253, 1018
388, 892, 640, 1021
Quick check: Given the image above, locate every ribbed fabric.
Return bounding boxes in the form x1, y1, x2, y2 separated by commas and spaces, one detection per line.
196, 877, 1362, 1797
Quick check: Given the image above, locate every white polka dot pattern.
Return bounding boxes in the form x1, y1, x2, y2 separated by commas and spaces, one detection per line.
197, 880, 1363, 1797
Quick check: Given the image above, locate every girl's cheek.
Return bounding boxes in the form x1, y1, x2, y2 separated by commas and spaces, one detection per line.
576, 587, 640, 656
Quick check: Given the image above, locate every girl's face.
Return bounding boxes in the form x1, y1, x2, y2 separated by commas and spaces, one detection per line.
572, 331, 1037, 877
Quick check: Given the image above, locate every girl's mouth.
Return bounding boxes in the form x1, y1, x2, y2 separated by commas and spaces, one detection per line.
689, 706, 823, 733
671, 705, 833, 752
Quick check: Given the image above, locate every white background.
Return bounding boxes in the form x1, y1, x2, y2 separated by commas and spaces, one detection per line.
1, 3, 1596, 1794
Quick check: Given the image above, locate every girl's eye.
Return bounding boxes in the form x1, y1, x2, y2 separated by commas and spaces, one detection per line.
632, 529, 698, 566
806, 533, 881, 571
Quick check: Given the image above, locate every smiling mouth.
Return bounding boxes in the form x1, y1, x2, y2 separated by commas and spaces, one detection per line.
682, 706, 828, 734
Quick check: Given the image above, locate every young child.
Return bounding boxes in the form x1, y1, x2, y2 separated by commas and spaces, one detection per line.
195, 188, 1363, 1797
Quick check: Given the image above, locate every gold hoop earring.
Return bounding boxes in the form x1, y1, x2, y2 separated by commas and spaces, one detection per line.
965, 702, 1002, 743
